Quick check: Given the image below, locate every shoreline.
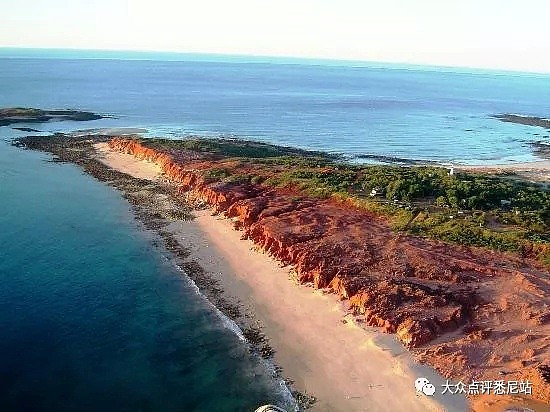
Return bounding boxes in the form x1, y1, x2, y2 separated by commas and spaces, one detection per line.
12, 135, 548, 411
171, 210, 469, 411
95, 142, 466, 411
457, 159, 550, 170
69, 125, 550, 184
94, 143, 466, 411
92, 140, 543, 411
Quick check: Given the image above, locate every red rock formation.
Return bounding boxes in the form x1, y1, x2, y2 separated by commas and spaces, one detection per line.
107, 138, 550, 404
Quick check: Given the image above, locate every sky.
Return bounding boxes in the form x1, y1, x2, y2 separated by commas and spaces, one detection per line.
1, 0, 550, 73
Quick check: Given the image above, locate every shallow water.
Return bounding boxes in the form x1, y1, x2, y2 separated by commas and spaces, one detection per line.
0, 135, 292, 411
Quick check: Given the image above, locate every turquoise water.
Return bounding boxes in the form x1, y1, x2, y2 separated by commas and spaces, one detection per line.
0, 134, 292, 411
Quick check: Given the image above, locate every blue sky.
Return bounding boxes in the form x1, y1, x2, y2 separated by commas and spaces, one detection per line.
1, 0, 550, 72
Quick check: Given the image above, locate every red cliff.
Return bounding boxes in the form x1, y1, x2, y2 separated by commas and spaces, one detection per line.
107, 137, 549, 403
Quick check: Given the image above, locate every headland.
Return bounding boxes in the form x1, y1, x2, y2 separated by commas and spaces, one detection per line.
12, 131, 549, 411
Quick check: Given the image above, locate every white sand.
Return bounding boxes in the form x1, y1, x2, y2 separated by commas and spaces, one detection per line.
93, 143, 469, 412
95, 142, 162, 180
171, 212, 469, 412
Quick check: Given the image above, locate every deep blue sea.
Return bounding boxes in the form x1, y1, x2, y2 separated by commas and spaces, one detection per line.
1, 49, 550, 412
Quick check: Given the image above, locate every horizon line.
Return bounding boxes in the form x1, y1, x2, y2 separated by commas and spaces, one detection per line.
1, 46, 550, 76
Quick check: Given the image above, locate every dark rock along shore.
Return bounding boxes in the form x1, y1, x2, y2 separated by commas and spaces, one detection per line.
491, 113, 550, 160
492, 113, 550, 130
0, 107, 106, 127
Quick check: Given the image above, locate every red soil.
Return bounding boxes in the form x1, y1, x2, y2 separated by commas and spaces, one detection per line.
108, 138, 550, 404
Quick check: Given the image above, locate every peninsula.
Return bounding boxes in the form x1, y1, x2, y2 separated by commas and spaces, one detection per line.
13, 132, 549, 411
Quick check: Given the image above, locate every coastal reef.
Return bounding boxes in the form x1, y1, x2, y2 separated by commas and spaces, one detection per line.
106, 137, 549, 403
0, 107, 106, 127
11, 133, 282, 384
532, 141, 550, 160
493, 114, 550, 130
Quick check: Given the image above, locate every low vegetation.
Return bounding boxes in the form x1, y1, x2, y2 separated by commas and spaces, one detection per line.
145, 137, 337, 160
144, 138, 550, 265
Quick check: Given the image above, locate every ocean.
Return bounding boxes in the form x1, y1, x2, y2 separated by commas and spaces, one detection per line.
1, 49, 549, 412
1, 49, 550, 164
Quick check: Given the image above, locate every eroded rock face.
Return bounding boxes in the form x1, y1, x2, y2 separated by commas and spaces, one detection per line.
104, 138, 521, 346
108, 138, 550, 403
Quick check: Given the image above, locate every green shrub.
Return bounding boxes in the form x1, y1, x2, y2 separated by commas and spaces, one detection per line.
202, 168, 232, 182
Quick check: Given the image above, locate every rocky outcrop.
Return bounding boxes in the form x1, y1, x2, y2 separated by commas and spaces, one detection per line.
531, 141, 550, 160
492, 113, 550, 129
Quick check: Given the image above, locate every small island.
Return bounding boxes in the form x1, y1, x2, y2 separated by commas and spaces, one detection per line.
0, 107, 106, 127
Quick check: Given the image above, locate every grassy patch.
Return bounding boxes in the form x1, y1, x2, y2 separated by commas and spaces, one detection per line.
144, 137, 337, 160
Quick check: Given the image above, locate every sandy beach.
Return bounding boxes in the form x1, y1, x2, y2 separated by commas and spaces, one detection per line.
95, 142, 162, 180
171, 211, 471, 411
94, 142, 470, 411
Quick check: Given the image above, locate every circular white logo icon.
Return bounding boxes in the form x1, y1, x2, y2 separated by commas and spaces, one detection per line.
414, 377, 430, 392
